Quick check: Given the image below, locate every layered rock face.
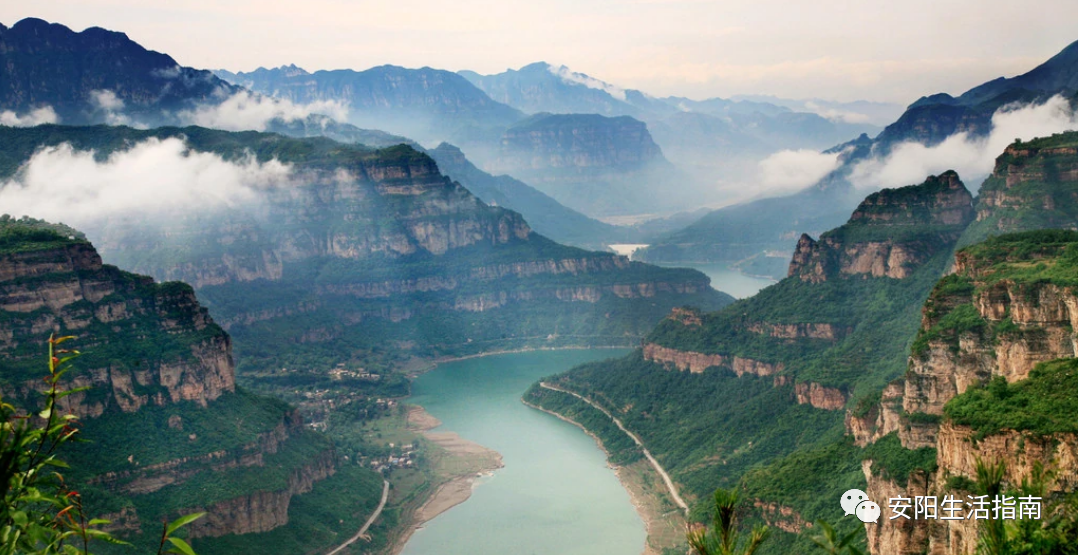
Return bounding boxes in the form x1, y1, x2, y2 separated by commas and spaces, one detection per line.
962, 134, 1078, 246
3, 126, 725, 365
0, 228, 234, 416
789, 171, 974, 282
852, 231, 1078, 555
0, 219, 338, 544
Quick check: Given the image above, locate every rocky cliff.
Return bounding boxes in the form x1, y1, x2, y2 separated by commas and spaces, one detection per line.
852, 230, 1078, 554
962, 134, 1078, 246
788, 171, 974, 282
0, 217, 234, 415
0, 217, 343, 548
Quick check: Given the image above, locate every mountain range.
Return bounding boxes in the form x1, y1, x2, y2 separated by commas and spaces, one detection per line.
639, 39, 1078, 271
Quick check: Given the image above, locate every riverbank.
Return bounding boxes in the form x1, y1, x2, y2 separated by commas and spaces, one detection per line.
387, 406, 504, 555
522, 398, 686, 555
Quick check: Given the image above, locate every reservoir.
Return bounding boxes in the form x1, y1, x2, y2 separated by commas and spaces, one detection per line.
400, 349, 643, 555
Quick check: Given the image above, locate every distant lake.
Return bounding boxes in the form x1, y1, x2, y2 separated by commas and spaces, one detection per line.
664, 263, 776, 299
401, 349, 643, 555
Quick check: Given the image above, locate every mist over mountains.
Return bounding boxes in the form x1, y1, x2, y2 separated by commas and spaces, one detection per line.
3, 12, 1078, 555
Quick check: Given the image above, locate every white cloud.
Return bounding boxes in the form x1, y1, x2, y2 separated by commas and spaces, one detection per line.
180, 90, 349, 131
548, 64, 628, 101
758, 148, 842, 194
91, 90, 125, 111
0, 106, 60, 127
90, 90, 132, 125
0, 137, 293, 228
850, 95, 1078, 190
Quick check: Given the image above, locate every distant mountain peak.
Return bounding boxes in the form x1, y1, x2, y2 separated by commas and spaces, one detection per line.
543, 63, 628, 101
275, 63, 309, 77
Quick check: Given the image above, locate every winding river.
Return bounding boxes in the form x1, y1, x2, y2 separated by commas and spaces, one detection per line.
400, 349, 643, 555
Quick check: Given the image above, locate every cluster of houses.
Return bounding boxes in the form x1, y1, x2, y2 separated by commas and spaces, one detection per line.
368, 442, 418, 472
328, 363, 381, 381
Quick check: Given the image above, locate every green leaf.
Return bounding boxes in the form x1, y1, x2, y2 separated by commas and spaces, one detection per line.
166, 512, 205, 536
166, 536, 197, 555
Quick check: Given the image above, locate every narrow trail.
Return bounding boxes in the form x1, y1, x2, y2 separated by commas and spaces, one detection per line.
538, 382, 690, 515
325, 479, 390, 555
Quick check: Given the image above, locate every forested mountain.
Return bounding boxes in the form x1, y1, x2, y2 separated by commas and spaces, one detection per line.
528, 128, 1078, 553
0, 217, 384, 553
0, 125, 732, 381
527, 171, 976, 552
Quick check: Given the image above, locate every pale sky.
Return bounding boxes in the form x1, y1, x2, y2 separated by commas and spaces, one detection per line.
4, 0, 1078, 104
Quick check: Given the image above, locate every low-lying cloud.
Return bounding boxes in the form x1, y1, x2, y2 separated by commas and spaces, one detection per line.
180, 90, 349, 132
0, 106, 60, 127
548, 64, 628, 101
90, 90, 132, 125
850, 95, 1078, 190
757, 148, 841, 194
0, 137, 292, 228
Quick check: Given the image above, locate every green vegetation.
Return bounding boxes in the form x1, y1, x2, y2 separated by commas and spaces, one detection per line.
960, 230, 1078, 288
687, 489, 769, 555
0, 216, 87, 254
861, 433, 937, 487
740, 440, 864, 532
647, 246, 950, 389
961, 133, 1078, 247
192, 464, 384, 555
0, 335, 204, 555
532, 352, 847, 511
66, 390, 290, 475
944, 358, 1078, 439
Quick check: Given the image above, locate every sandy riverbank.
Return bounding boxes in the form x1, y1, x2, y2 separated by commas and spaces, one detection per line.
388, 406, 503, 555
521, 399, 686, 555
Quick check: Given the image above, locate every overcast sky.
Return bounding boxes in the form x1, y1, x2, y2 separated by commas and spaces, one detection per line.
4, 0, 1077, 104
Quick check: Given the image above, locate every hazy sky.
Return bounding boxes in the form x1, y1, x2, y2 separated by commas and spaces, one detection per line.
4, 1, 1078, 104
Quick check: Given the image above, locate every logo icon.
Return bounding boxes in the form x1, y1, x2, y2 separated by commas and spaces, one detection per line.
855, 500, 881, 523
840, 489, 869, 516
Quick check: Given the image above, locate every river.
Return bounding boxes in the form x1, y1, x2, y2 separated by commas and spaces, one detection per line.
400, 349, 643, 555
672, 263, 775, 299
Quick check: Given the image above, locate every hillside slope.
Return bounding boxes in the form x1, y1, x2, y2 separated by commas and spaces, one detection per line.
0, 217, 384, 553
525, 171, 975, 552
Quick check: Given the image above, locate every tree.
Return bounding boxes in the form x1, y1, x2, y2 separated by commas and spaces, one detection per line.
809, 520, 864, 555
0, 334, 203, 554
973, 458, 1078, 555
687, 488, 770, 555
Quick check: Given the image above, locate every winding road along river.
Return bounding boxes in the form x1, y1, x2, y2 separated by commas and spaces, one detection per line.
400, 349, 644, 555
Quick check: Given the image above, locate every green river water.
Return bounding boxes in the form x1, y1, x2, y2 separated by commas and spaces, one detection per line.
399, 349, 643, 555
